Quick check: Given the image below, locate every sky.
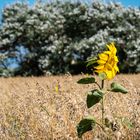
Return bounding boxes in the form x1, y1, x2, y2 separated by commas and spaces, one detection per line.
0, 0, 139, 10
0, 0, 35, 10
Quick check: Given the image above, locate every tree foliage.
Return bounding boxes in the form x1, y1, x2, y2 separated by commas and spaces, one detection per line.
0, 1, 140, 76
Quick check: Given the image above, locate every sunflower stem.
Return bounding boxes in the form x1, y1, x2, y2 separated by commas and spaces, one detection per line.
101, 80, 104, 126
95, 82, 101, 89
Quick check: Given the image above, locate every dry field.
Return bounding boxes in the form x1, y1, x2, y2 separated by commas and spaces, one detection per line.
0, 74, 140, 140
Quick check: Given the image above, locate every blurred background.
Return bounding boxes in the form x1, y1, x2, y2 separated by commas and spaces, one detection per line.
0, 0, 140, 76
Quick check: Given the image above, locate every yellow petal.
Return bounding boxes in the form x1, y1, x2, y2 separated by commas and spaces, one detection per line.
111, 42, 117, 52
94, 69, 103, 73
112, 68, 116, 78
114, 65, 119, 72
105, 63, 112, 70
97, 59, 106, 64
104, 51, 111, 55
107, 42, 117, 54
114, 56, 119, 62
105, 70, 113, 79
99, 53, 108, 61
106, 45, 113, 52
94, 65, 104, 70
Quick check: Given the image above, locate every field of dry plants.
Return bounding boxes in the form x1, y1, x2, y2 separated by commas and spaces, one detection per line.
0, 74, 140, 140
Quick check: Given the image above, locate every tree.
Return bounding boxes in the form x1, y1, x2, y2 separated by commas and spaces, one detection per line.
0, 1, 140, 76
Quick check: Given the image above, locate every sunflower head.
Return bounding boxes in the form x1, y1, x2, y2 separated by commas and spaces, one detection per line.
94, 42, 119, 80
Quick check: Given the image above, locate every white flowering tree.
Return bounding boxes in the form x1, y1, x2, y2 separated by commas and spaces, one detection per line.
0, 1, 140, 76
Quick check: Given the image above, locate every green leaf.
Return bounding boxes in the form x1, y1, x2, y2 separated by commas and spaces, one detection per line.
99, 72, 106, 80
87, 89, 103, 108
86, 57, 97, 67
77, 77, 95, 84
77, 116, 96, 138
86, 57, 97, 63
86, 61, 96, 67
111, 82, 128, 93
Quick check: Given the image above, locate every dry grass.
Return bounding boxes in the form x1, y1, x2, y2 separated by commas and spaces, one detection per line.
0, 74, 140, 140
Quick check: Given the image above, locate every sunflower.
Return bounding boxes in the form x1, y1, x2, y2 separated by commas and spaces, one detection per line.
94, 42, 119, 80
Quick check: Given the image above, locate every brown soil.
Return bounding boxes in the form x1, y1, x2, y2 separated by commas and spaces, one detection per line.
0, 74, 140, 140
